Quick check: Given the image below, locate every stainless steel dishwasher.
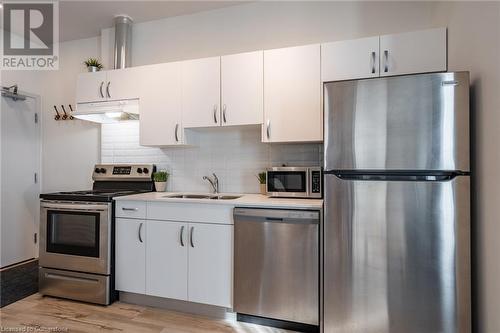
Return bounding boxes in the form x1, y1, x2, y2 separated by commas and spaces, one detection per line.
234, 207, 320, 332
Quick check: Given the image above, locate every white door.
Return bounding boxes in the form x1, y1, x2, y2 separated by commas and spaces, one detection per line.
1, 95, 39, 268
263, 44, 322, 143
188, 223, 232, 307
181, 57, 221, 128
321, 36, 380, 82
76, 71, 107, 103
139, 62, 183, 146
221, 51, 263, 126
146, 220, 188, 300
380, 27, 447, 77
106, 67, 142, 101
115, 218, 146, 293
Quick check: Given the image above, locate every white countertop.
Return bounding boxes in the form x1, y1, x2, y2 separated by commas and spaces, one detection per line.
115, 192, 323, 209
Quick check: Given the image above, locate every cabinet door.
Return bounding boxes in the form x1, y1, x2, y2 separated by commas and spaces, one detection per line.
139, 62, 183, 146
106, 67, 142, 101
146, 220, 188, 300
115, 218, 145, 294
380, 28, 447, 77
188, 223, 232, 307
221, 51, 263, 126
321, 36, 380, 82
263, 44, 322, 143
181, 57, 221, 128
76, 71, 107, 103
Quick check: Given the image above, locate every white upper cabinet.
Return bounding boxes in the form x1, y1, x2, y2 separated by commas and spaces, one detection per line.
187, 223, 232, 308
322, 36, 380, 82
115, 218, 146, 294
380, 28, 447, 77
263, 44, 322, 143
105, 67, 142, 101
221, 51, 263, 126
146, 220, 188, 301
181, 57, 221, 128
139, 62, 183, 146
76, 71, 107, 103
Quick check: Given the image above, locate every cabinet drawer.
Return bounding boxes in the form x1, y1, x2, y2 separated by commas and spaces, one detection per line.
116, 201, 146, 219
147, 202, 233, 224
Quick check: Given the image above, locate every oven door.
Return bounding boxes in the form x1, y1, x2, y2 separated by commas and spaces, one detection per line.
266, 167, 309, 198
39, 201, 111, 275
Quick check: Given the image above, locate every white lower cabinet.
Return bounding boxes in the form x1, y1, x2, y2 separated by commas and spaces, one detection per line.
116, 206, 233, 308
187, 223, 233, 308
146, 220, 188, 300
115, 218, 146, 294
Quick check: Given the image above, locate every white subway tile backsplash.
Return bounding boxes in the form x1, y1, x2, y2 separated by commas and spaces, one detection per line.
101, 122, 322, 193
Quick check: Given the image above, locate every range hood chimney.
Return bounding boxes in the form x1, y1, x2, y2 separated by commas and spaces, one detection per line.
113, 15, 133, 69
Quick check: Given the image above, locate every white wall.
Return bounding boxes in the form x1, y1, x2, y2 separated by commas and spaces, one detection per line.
101, 123, 321, 193
432, 3, 500, 332
1, 37, 101, 192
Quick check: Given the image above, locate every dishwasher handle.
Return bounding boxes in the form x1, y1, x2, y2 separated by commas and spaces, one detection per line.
234, 207, 319, 224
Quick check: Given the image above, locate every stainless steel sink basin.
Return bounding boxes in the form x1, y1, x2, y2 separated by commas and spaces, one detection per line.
162, 193, 241, 200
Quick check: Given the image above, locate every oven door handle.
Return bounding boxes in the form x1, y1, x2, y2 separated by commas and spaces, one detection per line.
40, 201, 109, 212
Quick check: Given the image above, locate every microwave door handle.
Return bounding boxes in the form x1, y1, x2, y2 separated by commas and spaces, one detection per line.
40, 202, 109, 211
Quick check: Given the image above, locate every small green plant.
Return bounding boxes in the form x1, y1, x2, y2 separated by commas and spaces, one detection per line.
153, 170, 169, 182
84, 58, 103, 69
256, 172, 266, 184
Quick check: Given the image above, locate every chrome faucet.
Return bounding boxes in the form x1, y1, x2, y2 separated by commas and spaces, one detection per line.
203, 173, 219, 193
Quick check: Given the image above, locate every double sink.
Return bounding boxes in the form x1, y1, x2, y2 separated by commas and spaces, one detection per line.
163, 193, 242, 200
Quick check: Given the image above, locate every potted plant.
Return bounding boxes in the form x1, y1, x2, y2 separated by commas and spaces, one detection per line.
84, 58, 103, 72
256, 172, 267, 195
153, 170, 169, 192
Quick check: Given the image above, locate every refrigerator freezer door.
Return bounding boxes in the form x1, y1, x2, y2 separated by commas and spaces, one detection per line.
324, 72, 469, 172
324, 175, 470, 333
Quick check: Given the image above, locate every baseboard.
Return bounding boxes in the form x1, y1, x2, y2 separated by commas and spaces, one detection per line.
118, 292, 235, 320
0, 259, 39, 307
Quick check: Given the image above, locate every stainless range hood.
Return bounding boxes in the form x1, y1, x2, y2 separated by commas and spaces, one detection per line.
74, 99, 139, 123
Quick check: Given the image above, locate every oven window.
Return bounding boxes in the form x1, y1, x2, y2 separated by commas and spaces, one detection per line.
46, 211, 100, 257
267, 172, 306, 192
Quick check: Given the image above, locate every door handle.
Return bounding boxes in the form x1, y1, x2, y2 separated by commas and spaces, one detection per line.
175, 123, 179, 142
99, 82, 104, 98
383, 50, 389, 73
213, 105, 218, 124
138, 223, 143, 243
122, 207, 138, 211
222, 104, 227, 123
189, 226, 194, 248
371, 51, 376, 74
180, 226, 185, 247
106, 81, 111, 98
45, 273, 99, 284
266, 120, 271, 140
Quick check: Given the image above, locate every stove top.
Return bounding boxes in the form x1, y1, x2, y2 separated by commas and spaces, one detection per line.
40, 164, 155, 202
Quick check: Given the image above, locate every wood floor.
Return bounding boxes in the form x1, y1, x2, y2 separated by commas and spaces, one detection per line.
0, 294, 293, 333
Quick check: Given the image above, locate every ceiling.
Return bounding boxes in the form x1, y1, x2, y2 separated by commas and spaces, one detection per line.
59, 1, 248, 42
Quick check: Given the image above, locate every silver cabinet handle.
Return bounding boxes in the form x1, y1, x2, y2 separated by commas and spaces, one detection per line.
138, 223, 143, 243
99, 81, 104, 98
222, 104, 227, 123
371, 51, 376, 74
106, 81, 111, 98
266, 120, 271, 140
213, 105, 218, 124
180, 226, 185, 247
175, 123, 179, 142
189, 226, 194, 248
383, 50, 389, 73
122, 207, 138, 211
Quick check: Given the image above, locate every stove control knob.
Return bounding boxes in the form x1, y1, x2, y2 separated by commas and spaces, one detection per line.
99, 168, 106, 174
95, 168, 100, 173
137, 168, 143, 174
143, 168, 149, 174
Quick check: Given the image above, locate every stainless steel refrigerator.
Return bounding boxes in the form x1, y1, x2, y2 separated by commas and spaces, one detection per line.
323, 72, 471, 333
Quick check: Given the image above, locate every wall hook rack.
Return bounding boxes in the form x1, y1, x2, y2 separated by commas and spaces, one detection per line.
54, 104, 76, 121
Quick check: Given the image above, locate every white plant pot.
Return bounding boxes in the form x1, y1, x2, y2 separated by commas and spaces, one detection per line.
155, 181, 167, 192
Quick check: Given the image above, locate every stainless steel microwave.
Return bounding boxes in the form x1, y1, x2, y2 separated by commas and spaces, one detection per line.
266, 167, 322, 198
